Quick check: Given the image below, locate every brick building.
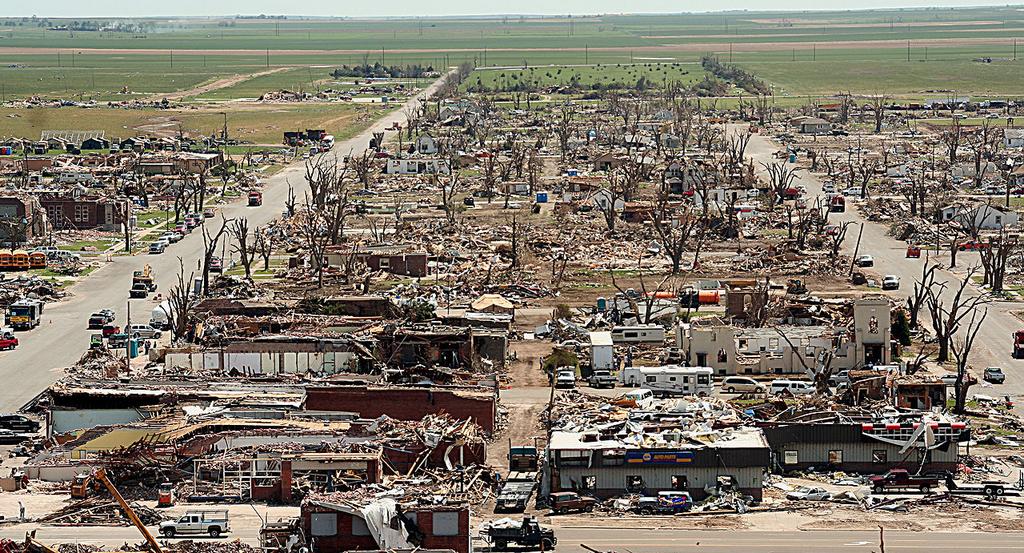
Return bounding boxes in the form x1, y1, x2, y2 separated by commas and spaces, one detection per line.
302, 500, 470, 553
40, 194, 122, 231
304, 386, 497, 434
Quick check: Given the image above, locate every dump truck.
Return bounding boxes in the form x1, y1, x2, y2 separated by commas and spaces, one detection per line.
130, 265, 157, 298
870, 469, 942, 493
481, 516, 556, 551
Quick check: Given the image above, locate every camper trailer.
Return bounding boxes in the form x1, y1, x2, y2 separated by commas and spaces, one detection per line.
619, 365, 714, 397
611, 325, 666, 344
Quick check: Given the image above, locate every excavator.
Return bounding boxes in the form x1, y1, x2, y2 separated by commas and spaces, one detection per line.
55, 468, 163, 553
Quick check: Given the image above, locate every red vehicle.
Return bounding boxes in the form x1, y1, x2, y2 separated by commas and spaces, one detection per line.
829, 194, 846, 213
247, 191, 262, 207
1014, 330, 1024, 358
0, 331, 18, 350
870, 469, 941, 494
906, 245, 921, 258
958, 240, 990, 251
102, 324, 120, 338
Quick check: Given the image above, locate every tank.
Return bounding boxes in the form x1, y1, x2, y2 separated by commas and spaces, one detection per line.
698, 290, 721, 305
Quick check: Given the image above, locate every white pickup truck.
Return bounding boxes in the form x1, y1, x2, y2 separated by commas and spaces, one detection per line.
159, 510, 230, 538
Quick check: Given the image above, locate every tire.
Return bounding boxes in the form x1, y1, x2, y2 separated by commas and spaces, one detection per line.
873, 485, 884, 494
493, 540, 507, 551
640, 507, 653, 515
726, 387, 735, 393
919, 485, 931, 494
208, 527, 221, 538
541, 539, 554, 550
162, 528, 175, 538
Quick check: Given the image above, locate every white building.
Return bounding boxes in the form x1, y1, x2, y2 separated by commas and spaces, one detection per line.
384, 158, 451, 175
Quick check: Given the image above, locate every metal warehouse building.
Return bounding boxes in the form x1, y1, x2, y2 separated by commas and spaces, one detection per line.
761, 419, 967, 474
545, 427, 771, 501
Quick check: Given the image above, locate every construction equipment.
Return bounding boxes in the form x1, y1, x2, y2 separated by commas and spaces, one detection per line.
786, 279, 808, 294
93, 468, 163, 553
70, 473, 100, 499
157, 481, 175, 507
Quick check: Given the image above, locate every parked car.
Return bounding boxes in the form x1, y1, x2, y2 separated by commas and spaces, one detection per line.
720, 376, 764, 394
770, 379, 814, 396
855, 255, 874, 267
554, 370, 576, 389
882, 275, 900, 290
0, 414, 39, 433
88, 310, 115, 328
0, 331, 18, 351
940, 373, 960, 387
149, 241, 167, 254
786, 486, 831, 501
984, 367, 1006, 384
127, 324, 162, 340
634, 491, 693, 514
203, 208, 216, 218
101, 324, 121, 338
549, 491, 597, 514
588, 370, 616, 389
174, 223, 189, 235
160, 231, 182, 244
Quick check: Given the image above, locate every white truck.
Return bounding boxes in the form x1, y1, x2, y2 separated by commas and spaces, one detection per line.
150, 301, 174, 331
160, 509, 230, 538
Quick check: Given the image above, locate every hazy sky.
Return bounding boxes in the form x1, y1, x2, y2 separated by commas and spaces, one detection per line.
0, 1, 1011, 18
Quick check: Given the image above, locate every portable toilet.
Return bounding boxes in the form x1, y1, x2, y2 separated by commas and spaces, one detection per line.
128, 338, 140, 358
789, 152, 797, 163
536, 192, 548, 203
567, 168, 579, 177
596, 296, 608, 312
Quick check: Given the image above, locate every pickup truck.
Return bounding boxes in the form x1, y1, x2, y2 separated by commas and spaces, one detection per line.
588, 370, 616, 389
549, 491, 597, 514
870, 469, 941, 494
160, 509, 230, 538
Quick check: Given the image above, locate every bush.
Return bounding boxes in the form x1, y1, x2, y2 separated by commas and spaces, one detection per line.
543, 348, 579, 373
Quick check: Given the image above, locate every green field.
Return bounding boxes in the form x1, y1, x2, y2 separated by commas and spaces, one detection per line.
1, 7, 1024, 102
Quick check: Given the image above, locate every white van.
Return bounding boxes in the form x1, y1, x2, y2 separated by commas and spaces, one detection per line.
721, 376, 764, 394
770, 379, 814, 396
620, 365, 713, 397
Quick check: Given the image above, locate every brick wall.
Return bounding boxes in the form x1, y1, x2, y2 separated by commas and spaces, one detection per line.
305, 386, 496, 434
302, 504, 469, 553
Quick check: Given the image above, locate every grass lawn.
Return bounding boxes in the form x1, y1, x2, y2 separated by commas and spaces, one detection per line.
465, 63, 710, 93
59, 239, 116, 252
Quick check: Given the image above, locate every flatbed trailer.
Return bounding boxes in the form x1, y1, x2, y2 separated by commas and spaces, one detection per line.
494, 471, 537, 513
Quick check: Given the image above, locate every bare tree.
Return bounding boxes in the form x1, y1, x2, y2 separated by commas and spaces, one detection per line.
826, 221, 854, 265
978, 228, 1016, 291
940, 118, 962, 165
349, 148, 376, 187
650, 188, 707, 273
907, 260, 938, 329
554, 102, 576, 163
438, 172, 464, 227
869, 94, 887, 133
949, 306, 986, 414
229, 217, 257, 280
598, 169, 626, 233
253, 226, 275, 272
166, 258, 197, 342
113, 200, 133, 253
761, 161, 798, 208
926, 266, 991, 363
285, 180, 297, 218
297, 195, 333, 288
201, 215, 232, 296
609, 258, 673, 325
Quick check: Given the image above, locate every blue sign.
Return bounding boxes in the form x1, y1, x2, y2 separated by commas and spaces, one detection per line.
625, 451, 694, 465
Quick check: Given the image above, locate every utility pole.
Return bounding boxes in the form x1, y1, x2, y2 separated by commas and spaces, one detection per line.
170, 49, 173, 68
907, 40, 911, 62
812, 44, 816, 62
729, 43, 733, 63
585, 44, 589, 65
266, 49, 270, 68
126, 298, 131, 368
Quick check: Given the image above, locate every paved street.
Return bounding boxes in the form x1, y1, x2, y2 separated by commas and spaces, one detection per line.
0, 76, 448, 412
742, 129, 1024, 404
